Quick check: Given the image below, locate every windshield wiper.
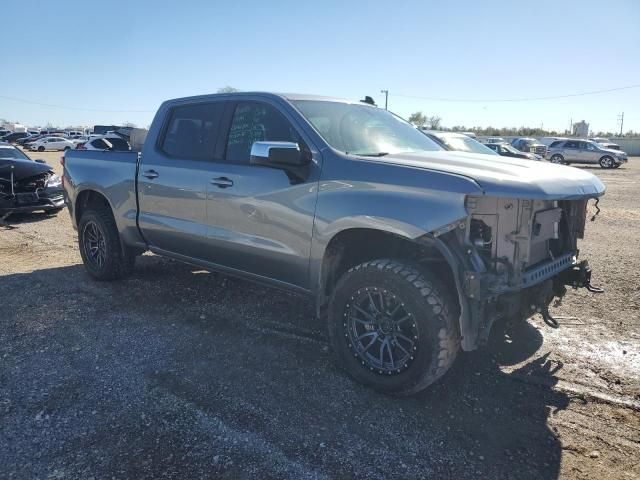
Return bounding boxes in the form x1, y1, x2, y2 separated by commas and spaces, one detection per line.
352, 152, 389, 157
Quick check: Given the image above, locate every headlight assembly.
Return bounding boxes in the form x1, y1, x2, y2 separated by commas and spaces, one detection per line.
46, 174, 62, 188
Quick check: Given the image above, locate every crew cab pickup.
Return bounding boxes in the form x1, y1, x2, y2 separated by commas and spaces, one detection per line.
63, 92, 605, 395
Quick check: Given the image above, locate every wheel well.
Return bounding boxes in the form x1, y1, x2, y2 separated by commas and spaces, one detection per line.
75, 190, 111, 226
319, 228, 457, 306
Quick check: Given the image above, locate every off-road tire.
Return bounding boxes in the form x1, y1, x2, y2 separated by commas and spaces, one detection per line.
328, 259, 460, 395
550, 154, 564, 164
599, 155, 615, 169
78, 206, 135, 280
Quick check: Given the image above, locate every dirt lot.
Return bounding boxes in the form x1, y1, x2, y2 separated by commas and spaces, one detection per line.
1, 151, 638, 479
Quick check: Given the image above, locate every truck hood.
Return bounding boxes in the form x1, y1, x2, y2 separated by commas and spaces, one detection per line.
377, 151, 606, 200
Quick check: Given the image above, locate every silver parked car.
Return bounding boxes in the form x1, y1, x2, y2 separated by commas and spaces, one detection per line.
420, 130, 499, 155
546, 139, 628, 168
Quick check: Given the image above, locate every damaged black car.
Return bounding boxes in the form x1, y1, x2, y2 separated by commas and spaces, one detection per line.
0, 143, 64, 216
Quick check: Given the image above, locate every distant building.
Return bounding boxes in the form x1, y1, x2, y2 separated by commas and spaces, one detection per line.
572, 120, 589, 137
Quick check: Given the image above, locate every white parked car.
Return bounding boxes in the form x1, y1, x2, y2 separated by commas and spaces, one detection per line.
29, 137, 77, 152
75, 135, 130, 151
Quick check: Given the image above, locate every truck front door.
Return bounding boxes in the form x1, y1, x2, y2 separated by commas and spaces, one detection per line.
138, 101, 226, 259
202, 99, 320, 290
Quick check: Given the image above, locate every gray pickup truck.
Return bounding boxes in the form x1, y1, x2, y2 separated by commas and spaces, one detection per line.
63, 92, 605, 395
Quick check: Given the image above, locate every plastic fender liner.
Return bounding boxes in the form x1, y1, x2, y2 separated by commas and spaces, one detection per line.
417, 234, 481, 351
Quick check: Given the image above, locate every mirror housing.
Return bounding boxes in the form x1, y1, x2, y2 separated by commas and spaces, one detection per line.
250, 141, 305, 167
250, 141, 310, 184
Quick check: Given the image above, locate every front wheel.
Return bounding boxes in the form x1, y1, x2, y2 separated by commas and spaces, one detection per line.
37, 146, 45, 152
550, 154, 564, 164
599, 156, 615, 169
78, 206, 135, 280
328, 259, 460, 395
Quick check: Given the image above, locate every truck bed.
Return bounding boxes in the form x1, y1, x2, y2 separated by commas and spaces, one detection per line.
63, 150, 143, 247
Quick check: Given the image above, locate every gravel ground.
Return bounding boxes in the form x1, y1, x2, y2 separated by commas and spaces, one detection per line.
1, 152, 638, 479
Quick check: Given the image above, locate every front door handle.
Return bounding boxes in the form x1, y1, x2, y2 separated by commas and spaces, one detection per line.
211, 177, 234, 188
142, 169, 159, 179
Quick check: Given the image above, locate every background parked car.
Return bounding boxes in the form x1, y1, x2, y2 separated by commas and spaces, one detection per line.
511, 137, 547, 157
29, 137, 76, 152
483, 142, 541, 160
75, 135, 131, 151
546, 139, 628, 168
0, 144, 64, 216
65, 130, 84, 138
588, 137, 621, 150
0, 129, 12, 138
1, 131, 31, 143
420, 130, 498, 155
539, 136, 568, 146
484, 137, 505, 144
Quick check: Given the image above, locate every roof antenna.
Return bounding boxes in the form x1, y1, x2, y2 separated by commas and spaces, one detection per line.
360, 96, 377, 106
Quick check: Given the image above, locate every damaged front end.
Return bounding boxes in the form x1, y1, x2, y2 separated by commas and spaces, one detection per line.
428, 195, 604, 350
0, 163, 64, 215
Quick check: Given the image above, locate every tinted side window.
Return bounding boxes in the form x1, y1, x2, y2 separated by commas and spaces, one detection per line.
161, 102, 225, 160
92, 139, 109, 149
549, 141, 562, 148
565, 141, 579, 149
225, 102, 302, 164
107, 138, 130, 151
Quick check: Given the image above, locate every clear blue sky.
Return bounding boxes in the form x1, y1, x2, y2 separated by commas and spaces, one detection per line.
1, 0, 638, 133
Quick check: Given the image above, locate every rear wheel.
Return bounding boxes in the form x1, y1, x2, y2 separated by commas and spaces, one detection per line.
599, 156, 615, 169
78, 206, 135, 280
328, 259, 460, 395
550, 154, 564, 164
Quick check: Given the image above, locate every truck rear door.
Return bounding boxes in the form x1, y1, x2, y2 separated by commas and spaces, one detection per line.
137, 101, 226, 259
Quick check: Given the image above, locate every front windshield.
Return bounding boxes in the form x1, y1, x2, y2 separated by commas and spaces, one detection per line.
0, 146, 30, 160
292, 100, 443, 155
438, 135, 498, 155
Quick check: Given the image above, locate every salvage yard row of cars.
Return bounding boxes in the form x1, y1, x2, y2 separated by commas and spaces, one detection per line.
418, 129, 629, 168
0, 131, 132, 152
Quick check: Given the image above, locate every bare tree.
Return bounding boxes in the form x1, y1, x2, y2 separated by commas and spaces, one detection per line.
408, 112, 427, 127
426, 116, 442, 130
217, 86, 239, 94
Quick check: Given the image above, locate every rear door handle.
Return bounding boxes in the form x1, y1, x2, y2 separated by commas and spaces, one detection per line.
211, 177, 234, 188
142, 169, 159, 179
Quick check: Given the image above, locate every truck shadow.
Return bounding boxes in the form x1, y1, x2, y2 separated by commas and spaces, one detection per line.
1, 256, 569, 479
1, 210, 62, 226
